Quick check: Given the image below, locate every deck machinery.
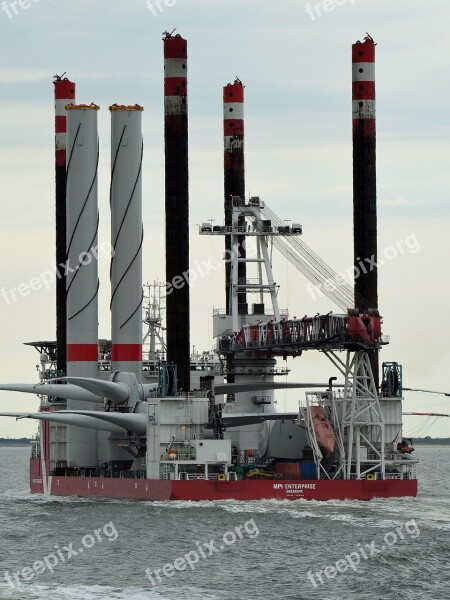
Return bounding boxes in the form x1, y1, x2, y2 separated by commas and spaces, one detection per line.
200, 195, 417, 483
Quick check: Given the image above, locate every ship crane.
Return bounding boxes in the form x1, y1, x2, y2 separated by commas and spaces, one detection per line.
201, 198, 364, 311
200, 196, 387, 358
261, 203, 367, 311
230, 312, 386, 355
200, 195, 412, 483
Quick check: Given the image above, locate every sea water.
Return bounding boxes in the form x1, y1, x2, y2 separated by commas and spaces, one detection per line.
0, 445, 448, 600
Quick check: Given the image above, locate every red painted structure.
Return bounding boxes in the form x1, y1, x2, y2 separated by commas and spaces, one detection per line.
224, 78, 246, 314
164, 32, 190, 392
352, 34, 379, 386
54, 76, 75, 374
30, 459, 417, 501
231, 312, 384, 355
352, 35, 377, 309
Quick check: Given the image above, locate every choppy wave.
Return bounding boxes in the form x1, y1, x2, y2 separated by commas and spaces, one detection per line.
0, 583, 220, 600
0, 446, 449, 599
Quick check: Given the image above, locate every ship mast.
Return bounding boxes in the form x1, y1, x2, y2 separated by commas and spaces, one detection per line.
142, 281, 167, 361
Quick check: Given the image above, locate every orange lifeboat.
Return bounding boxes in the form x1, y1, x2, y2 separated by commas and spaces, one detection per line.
309, 406, 336, 455
397, 437, 415, 454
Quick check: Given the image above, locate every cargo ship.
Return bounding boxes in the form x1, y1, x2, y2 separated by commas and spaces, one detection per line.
0, 33, 418, 501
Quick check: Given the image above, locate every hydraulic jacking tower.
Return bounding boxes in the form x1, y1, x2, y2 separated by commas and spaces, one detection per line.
163, 32, 190, 394
352, 34, 379, 388
54, 75, 76, 375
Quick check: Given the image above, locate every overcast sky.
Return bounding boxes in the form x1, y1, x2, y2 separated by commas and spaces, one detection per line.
0, 0, 449, 438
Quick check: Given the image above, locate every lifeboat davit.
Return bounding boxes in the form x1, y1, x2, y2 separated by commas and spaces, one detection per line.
309, 406, 336, 455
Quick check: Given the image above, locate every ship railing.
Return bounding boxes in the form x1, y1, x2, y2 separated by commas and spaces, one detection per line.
98, 360, 223, 374
178, 473, 221, 481
160, 451, 198, 461
385, 452, 416, 462
40, 369, 65, 382
177, 391, 209, 399
349, 473, 382, 480
385, 473, 403, 480
366, 452, 381, 461
62, 469, 148, 479
98, 360, 112, 372
222, 403, 248, 413
30, 439, 40, 459
111, 470, 147, 479
190, 363, 221, 373
237, 277, 268, 285
226, 367, 290, 376
231, 333, 384, 352
190, 432, 230, 440
212, 308, 289, 318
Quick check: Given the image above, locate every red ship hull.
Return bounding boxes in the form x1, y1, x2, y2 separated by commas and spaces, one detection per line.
30, 459, 417, 502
